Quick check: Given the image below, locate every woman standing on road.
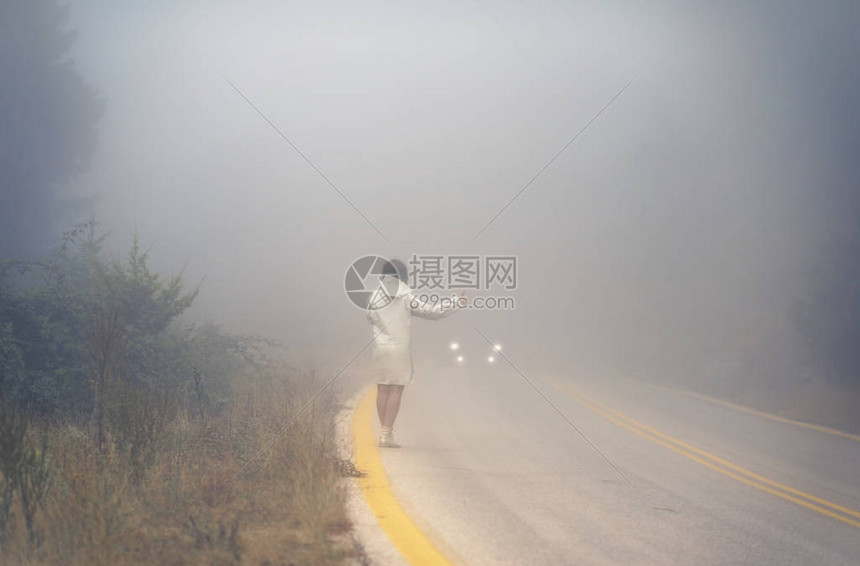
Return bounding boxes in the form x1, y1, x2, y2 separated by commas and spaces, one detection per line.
366, 259, 465, 447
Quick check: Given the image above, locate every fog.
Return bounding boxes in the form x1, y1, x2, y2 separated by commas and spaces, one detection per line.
64, 1, 859, 399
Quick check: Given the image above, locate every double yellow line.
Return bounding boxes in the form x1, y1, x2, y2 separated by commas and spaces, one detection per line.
552, 381, 860, 530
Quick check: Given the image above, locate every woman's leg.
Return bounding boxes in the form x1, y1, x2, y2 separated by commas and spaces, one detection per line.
376, 384, 390, 425
381, 385, 404, 429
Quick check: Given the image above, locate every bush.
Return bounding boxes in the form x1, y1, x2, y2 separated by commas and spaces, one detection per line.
0, 223, 353, 564
0, 221, 260, 422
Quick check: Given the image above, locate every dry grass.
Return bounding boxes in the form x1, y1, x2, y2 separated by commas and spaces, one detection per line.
0, 368, 355, 566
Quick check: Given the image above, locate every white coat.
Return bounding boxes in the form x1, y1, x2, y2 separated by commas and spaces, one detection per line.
366, 275, 458, 385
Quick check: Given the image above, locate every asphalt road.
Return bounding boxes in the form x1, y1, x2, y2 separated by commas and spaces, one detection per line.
374, 362, 860, 565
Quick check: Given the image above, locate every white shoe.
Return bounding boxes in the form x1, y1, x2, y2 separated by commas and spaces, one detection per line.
378, 427, 401, 448
379, 435, 401, 448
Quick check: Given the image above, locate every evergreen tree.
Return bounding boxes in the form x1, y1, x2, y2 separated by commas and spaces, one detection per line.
0, 0, 103, 258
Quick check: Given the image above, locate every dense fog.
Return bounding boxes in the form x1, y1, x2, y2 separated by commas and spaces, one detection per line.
5, 0, 859, 413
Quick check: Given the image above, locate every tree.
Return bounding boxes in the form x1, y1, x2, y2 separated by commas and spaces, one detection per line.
0, 0, 103, 258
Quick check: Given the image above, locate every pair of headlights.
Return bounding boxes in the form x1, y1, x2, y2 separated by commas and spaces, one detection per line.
450, 342, 501, 363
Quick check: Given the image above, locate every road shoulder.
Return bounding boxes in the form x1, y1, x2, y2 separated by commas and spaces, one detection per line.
336, 388, 409, 566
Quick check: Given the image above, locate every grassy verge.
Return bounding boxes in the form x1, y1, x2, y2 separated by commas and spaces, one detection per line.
0, 367, 355, 566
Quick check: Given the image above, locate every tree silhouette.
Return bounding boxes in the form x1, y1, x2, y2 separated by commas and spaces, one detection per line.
0, 0, 103, 258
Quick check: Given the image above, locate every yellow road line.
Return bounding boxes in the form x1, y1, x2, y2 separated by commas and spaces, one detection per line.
683, 390, 860, 443
352, 388, 455, 566
551, 381, 860, 529
570, 385, 860, 520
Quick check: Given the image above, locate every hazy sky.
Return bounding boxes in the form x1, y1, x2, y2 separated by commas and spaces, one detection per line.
65, 1, 859, 381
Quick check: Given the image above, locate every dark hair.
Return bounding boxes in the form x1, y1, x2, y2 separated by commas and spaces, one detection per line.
381, 258, 407, 282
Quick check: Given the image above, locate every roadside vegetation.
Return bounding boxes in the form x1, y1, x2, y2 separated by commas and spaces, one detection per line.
0, 222, 353, 565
